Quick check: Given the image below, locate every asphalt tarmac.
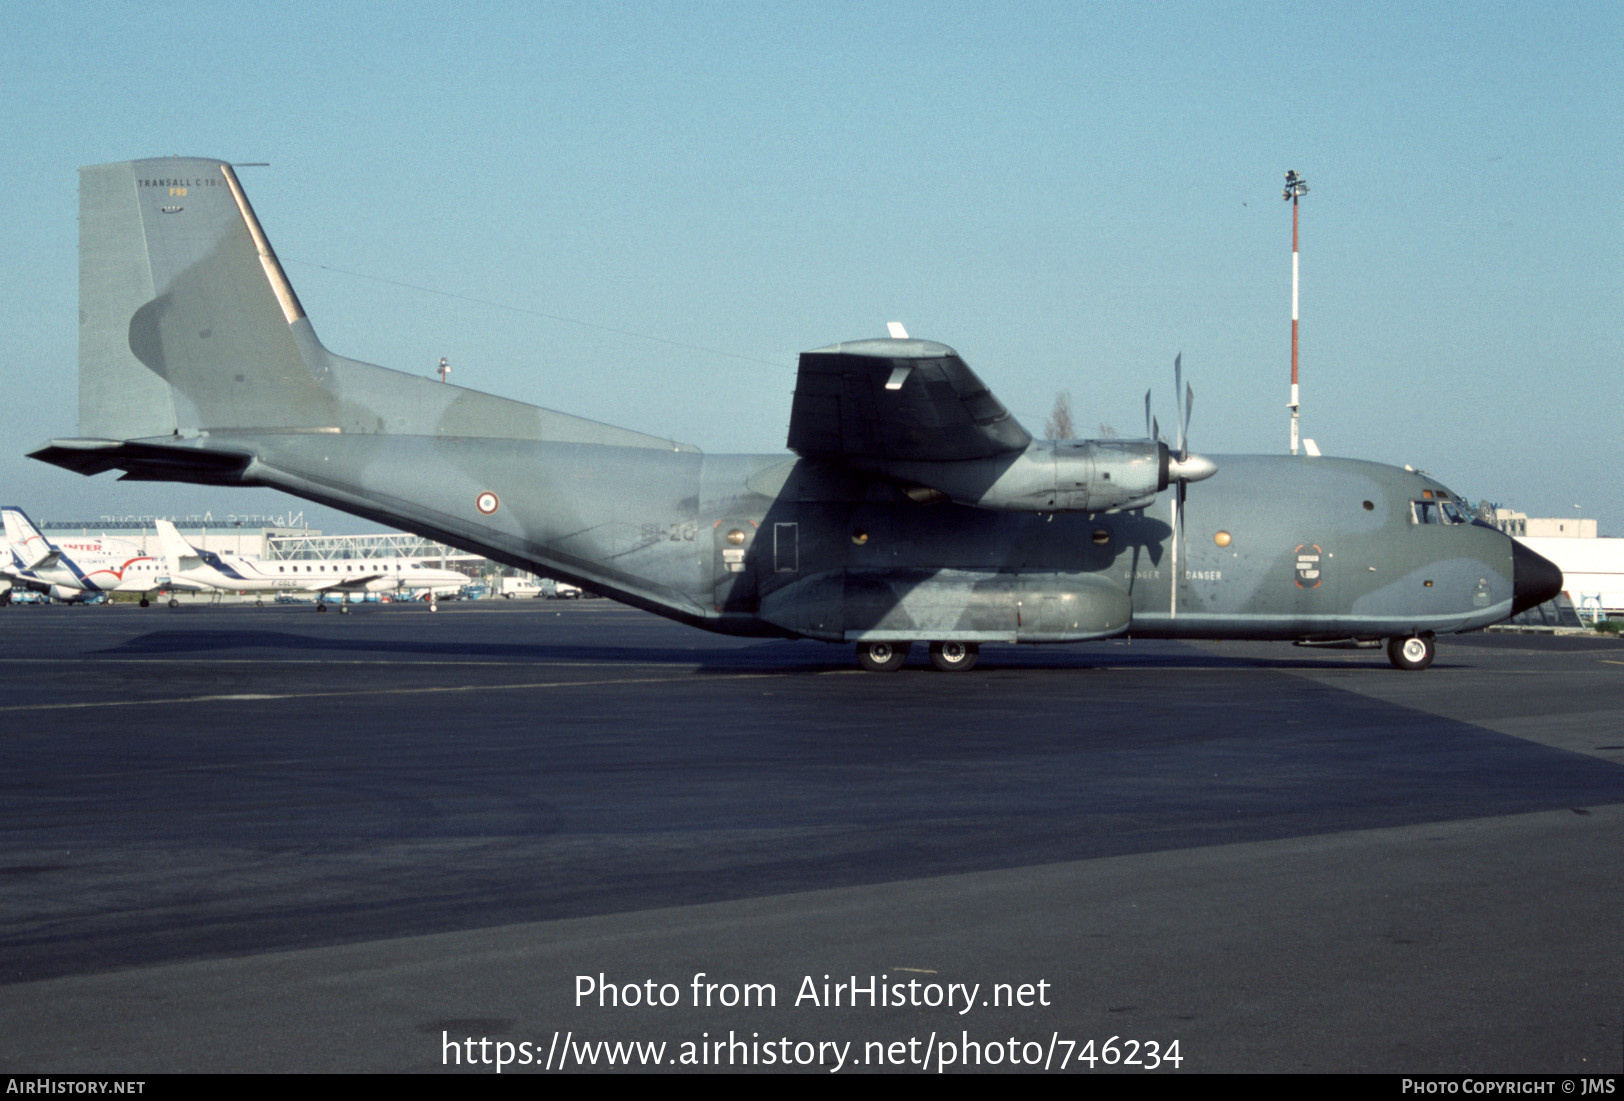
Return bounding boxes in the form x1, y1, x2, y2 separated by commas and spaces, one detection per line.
2, 599, 1622, 1073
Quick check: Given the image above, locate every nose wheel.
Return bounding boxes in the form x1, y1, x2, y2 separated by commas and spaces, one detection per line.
856, 641, 910, 672
1387, 634, 1435, 671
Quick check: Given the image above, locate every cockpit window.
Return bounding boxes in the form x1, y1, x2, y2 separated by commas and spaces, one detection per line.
1412, 498, 1469, 526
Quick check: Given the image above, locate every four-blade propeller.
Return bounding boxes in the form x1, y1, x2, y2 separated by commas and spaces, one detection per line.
1147, 354, 1218, 618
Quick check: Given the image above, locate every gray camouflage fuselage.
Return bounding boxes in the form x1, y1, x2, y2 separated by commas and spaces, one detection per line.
34, 158, 1560, 658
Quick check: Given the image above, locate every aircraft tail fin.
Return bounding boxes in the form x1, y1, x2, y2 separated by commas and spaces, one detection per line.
78, 159, 330, 440
153, 519, 202, 566
59, 158, 698, 464
2, 508, 60, 570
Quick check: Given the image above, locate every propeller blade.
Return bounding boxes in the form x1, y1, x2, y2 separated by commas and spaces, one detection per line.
1156, 352, 1218, 485
1183, 383, 1195, 458
1173, 354, 1185, 456
1144, 390, 1153, 440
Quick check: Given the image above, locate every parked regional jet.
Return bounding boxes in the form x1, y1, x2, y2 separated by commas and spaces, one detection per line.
154, 519, 467, 610
1, 506, 190, 605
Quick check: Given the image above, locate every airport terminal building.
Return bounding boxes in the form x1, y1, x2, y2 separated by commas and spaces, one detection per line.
1496, 510, 1623, 619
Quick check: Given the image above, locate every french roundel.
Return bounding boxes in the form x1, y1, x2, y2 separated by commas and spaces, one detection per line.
476, 492, 499, 515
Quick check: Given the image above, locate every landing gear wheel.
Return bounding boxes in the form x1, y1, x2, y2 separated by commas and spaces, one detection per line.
929, 640, 980, 672
168, 598, 179, 608
255, 599, 264, 607
339, 602, 349, 615
317, 603, 327, 613
1387, 635, 1435, 671
139, 597, 149, 608
856, 641, 910, 672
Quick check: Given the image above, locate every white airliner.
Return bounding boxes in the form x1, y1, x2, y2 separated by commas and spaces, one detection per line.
155, 519, 468, 610
2, 506, 192, 604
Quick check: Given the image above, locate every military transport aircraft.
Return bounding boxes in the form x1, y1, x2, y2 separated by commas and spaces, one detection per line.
30, 157, 1562, 670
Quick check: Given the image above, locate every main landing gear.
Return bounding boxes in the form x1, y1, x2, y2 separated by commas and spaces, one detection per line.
854, 640, 981, 672
856, 641, 909, 672
1387, 634, 1436, 671
928, 640, 979, 672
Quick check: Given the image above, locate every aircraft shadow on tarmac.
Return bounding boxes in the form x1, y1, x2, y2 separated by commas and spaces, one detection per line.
97, 626, 1453, 673
11, 625, 1624, 984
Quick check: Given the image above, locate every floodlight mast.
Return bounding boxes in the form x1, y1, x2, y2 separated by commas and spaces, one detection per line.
1283, 170, 1309, 455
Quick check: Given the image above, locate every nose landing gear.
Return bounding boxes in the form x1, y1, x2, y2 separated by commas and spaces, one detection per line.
1387, 634, 1436, 671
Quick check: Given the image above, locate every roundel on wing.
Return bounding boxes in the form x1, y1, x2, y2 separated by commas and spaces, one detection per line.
476, 491, 499, 515
1294, 544, 1322, 589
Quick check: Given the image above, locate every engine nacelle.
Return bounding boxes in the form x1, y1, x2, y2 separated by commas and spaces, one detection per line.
882, 438, 1211, 513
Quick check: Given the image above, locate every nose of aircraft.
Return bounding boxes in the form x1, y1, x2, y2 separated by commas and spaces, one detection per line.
1510, 540, 1564, 615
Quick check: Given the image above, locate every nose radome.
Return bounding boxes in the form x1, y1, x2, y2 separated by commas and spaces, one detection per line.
1510, 540, 1564, 615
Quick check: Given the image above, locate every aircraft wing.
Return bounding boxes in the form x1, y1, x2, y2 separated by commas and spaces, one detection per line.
787, 339, 1031, 463
326, 574, 391, 592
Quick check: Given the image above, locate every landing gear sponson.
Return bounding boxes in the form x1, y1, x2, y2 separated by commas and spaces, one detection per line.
855, 640, 982, 672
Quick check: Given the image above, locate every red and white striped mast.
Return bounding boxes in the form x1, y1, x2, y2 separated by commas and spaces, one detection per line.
1283, 170, 1309, 454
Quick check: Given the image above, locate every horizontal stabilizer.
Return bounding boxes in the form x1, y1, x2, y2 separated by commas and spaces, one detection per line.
788, 339, 1031, 463
29, 438, 254, 485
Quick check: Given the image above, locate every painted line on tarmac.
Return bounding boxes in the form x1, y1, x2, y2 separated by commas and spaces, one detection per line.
0, 671, 862, 713
6, 658, 711, 667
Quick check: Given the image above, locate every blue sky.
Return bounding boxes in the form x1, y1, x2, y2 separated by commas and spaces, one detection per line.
4, 1, 1620, 532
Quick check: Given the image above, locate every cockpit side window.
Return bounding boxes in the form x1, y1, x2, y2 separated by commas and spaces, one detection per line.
1412, 500, 1442, 525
